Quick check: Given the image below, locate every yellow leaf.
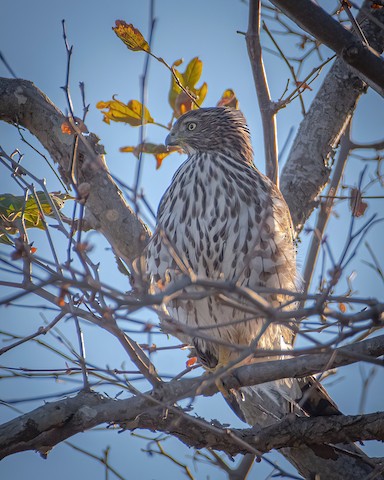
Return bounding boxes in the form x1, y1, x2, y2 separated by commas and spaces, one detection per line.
112, 20, 150, 52
168, 57, 207, 118
217, 89, 239, 109
195, 82, 208, 105
172, 58, 183, 68
120, 142, 181, 169
168, 64, 184, 111
119, 146, 136, 153
182, 57, 203, 90
97, 98, 154, 126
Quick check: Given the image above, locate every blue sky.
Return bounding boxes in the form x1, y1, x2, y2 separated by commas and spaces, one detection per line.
1, 1, 383, 479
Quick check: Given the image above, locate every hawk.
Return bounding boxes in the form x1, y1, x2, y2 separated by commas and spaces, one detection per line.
145, 107, 371, 477
146, 107, 303, 425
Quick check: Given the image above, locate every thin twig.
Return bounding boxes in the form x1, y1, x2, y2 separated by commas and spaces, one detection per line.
301, 121, 353, 301
133, 0, 156, 213
246, 0, 279, 186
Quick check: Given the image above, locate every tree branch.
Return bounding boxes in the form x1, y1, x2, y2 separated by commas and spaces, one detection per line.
301, 123, 353, 294
271, 0, 384, 96
279, 3, 384, 233
246, 0, 279, 186
131, 409, 384, 455
0, 77, 150, 264
1, 334, 383, 459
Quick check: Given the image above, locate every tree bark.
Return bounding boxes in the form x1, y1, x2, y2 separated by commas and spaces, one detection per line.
279, 3, 384, 232
1, 335, 383, 464
0, 78, 149, 264
271, 0, 384, 95
1, 4, 384, 478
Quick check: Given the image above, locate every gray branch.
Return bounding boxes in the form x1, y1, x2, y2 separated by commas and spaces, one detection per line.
0, 77, 150, 264
278, 3, 384, 232
271, 0, 384, 95
1, 334, 383, 462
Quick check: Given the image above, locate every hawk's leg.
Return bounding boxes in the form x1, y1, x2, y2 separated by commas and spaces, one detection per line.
194, 340, 247, 421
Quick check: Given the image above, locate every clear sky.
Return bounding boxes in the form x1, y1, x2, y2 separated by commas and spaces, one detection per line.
1, 1, 383, 479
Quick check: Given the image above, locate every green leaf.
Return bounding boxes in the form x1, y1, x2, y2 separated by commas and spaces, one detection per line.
0, 192, 72, 236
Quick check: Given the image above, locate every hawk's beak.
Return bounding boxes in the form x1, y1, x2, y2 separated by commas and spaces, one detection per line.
165, 133, 179, 148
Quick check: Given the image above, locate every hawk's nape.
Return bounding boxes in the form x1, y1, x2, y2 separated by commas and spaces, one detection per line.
145, 107, 376, 479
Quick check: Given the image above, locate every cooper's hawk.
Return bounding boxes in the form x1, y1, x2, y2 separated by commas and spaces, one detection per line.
146, 106, 304, 425
145, 107, 372, 478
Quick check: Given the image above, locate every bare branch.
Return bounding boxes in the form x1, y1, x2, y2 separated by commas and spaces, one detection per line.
271, 0, 384, 96
301, 122, 353, 294
1, 334, 383, 459
246, 0, 279, 186
0, 77, 150, 264
280, 4, 384, 232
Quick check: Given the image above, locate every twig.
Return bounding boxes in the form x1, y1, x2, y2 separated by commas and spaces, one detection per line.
73, 314, 90, 391
133, 0, 156, 213
79, 81, 90, 122
301, 121, 352, 300
262, 21, 306, 115
229, 453, 256, 480
339, 0, 369, 45
65, 442, 126, 480
0, 51, 17, 78
61, 20, 75, 118
246, 0, 279, 186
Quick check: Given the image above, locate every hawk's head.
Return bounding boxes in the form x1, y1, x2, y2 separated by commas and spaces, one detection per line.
165, 107, 253, 164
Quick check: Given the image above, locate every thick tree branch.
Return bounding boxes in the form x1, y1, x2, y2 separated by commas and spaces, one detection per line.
0, 77, 150, 264
133, 409, 384, 455
279, 4, 384, 232
1, 334, 383, 459
271, 0, 384, 96
222, 333, 384, 392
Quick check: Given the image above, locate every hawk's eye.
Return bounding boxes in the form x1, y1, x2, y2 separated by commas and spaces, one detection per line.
187, 122, 197, 131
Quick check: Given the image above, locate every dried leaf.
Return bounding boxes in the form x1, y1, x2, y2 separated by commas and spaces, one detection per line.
172, 58, 183, 67
350, 187, 368, 217
61, 117, 88, 135
296, 81, 313, 91
120, 142, 181, 169
336, 0, 352, 13
113, 20, 150, 52
56, 285, 69, 307
61, 121, 72, 135
174, 91, 195, 117
186, 357, 197, 367
216, 89, 239, 109
97, 98, 154, 126
338, 303, 346, 313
